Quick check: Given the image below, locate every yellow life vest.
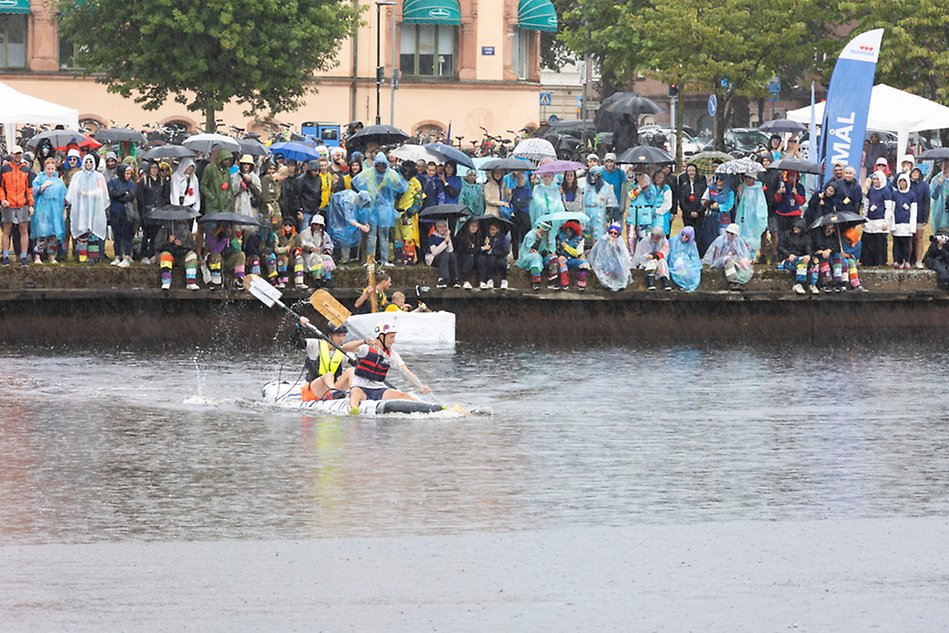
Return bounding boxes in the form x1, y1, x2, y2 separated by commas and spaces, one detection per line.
318, 339, 346, 376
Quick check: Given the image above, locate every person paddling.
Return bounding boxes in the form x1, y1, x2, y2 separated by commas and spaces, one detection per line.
293, 317, 363, 402
348, 322, 430, 415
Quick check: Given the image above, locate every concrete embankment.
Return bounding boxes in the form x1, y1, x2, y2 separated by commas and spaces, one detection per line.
1, 263, 946, 347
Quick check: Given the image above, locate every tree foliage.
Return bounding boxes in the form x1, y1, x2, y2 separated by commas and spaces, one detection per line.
839, 0, 949, 104
58, 0, 357, 130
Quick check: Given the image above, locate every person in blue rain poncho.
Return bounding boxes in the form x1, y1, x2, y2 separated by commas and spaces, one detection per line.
529, 173, 565, 226
668, 226, 702, 292
626, 172, 661, 254
352, 152, 408, 266
929, 160, 949, 235
698, 174, 735, 257
734, 172, 768, 258
328, 189, 371, 263
30, 158, 67, 264
516, 218, 555, 291
582, 167, 617, 244
587, 222, 632, 291
703, 222, 754, 290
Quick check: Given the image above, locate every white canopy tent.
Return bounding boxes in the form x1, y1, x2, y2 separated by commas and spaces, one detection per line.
0, 82, 80, 152
788, 84, 949, 161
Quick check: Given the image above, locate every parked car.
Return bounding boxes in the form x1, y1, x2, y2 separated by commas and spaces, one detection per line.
702, 128, 770, 155
638, 127, 702, 158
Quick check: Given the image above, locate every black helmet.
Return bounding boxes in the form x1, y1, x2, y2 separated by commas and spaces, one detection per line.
327, 323, 348, 335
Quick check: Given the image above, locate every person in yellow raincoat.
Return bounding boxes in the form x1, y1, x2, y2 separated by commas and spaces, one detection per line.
394, 162, 422, 265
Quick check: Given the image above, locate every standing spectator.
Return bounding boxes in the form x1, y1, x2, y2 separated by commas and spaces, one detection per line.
757, 155, 781, 264
677, 163, 707, 229
328, 189, 370, 264
138, 160, 168, 263
101, 151, 119, 181
230, 155, 262, 229
316, 157, 333, 216
30, 158, 67, 264
352, 152, 408, 266
767, 135, 783, 161
561, 170, 582, 214
890, 173, 917, 269
483, 168, 509, 219
295, 160, 322, 229
442, 162, 462, 205
107, 164, 137, 268
864, 132, 887, 174
0, 145, 35, 267
805, 182, 837, 227
600, 153, 625, 224
459, 169, 485, 216
529, 172, 565, 226
861, 171, 893, 266
909, 166, 930, 268
651, 170, 673, 236
930, 160, 949, 234
278, 161, 299, 223
582, 166, 617, 244
421, 162, 444, 210
197, 149, 232, 257
66, 154, 108, 264
509, 170, 532, 260
833, 166, 862, 215
735, 172, 768, 258
259, 161, 282, 227
627, 172, 660, 246
395, 161, 422, 264
774, 170, 806, 232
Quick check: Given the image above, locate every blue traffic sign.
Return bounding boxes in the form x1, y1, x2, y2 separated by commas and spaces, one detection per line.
539, 91, 553, 106
707, 94, 717, 117
768, 78, 781, 97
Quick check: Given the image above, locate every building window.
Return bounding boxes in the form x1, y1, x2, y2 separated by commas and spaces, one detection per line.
399, 24, 455, 78
513, 29, 530, 80
0, 15, 27, 69
59, 36, 75, 69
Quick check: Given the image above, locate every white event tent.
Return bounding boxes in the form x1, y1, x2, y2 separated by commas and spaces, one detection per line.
788, 84, 949, 160
0, 82, 80, 151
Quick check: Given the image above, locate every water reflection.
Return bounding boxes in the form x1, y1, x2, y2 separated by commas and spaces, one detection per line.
0, 342, 947, 545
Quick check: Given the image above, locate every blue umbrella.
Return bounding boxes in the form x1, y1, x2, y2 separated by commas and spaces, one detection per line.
425, 142, 475, 170
270, 141, 319, 162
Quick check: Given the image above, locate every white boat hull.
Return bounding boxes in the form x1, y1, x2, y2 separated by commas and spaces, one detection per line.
261, 381, 445, 416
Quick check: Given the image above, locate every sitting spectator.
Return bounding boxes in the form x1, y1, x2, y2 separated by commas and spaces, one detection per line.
31, 158, 67, 264
155, 218, 199, 291
205, 221, 246, 290
385, 291, 430, 313
703, 223, 754, 291
242, 221, 277, 281
275, 216, 306, 289
453, 217, 482, 289
776, 218, 818, 294
426, 219, 460, 288
299, 215, 336, 288
477, 219, 510, 289
553, 219, 590, 291
516, 218, 555, 291
354, 271, 392, 313
811, 222, 865, 292
923, 233, 949, 289
805, 182, 837, 227
588, 223, 632, 291
668, 226, 702, 292
632, 225, 671, 291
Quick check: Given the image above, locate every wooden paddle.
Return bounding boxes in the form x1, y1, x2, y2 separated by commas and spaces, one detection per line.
367, 254, 378, 313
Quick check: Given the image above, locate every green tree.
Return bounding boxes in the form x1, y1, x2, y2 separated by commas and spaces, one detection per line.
840, 0, 949, 104
57, 0, 357, 131
638, 0, 836, 150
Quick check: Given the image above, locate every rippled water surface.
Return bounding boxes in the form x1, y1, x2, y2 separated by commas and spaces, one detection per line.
1, 342, 947, 545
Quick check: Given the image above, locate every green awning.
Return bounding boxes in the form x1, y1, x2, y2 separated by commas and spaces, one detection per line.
518, 0, 557, 32
402, 0, 461, 25
0, 0, 30, 15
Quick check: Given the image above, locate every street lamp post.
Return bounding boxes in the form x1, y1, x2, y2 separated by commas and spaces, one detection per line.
375, 0, 396, 125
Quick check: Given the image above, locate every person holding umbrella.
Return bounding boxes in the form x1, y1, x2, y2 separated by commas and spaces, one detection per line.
205, 220, 246, 290
197, 149, 232, 258
154, 214, 199, 291
776, 218, 818, 294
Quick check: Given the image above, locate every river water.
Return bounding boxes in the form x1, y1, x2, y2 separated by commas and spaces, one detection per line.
2, 341, 948, 630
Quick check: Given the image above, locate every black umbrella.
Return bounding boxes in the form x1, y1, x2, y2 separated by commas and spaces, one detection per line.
809, 211, 866, 230
25, 129, 88, 149
479, 157, 533, 171
616, 145, 675, 165
197, 212, 261, 227
346, 125, 410, 150
920, 147, 949, 161
419, 204, 472, 221
758, 119, 807, 134
769, 157, 821, 174
142, 145, 196, 160
594, 92, 661, 130
238, 137, 269, 157
475, 215, 514, 233
94, 127, 147, 144
149, 205, 200, 221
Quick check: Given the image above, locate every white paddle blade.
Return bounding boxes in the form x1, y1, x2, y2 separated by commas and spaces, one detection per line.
246, 274, 282, 308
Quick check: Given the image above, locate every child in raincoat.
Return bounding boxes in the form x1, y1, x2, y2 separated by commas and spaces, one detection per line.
735, 173, 768, 258
31, 158, 67, 264
553, 219, 590, 291
668, 226, 702, 292
588, 223, 632, 291
395, 162, 422, 265
583, 167, 618, 245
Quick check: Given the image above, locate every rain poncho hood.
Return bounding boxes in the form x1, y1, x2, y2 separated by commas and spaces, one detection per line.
515, 226, 554, 273
735, 180, 767, 250
66, 155, 109, 240
703, 231, 751, 268
171, 157, 200, 211
668, 227, 702, 292
587, 230, 632, 291
632, 228, 670, 268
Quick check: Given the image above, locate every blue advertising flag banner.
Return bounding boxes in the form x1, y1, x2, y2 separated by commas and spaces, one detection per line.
818, 29, 884, 183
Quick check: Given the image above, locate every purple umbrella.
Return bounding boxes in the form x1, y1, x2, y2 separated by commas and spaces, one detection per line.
533, 160, 585, 175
